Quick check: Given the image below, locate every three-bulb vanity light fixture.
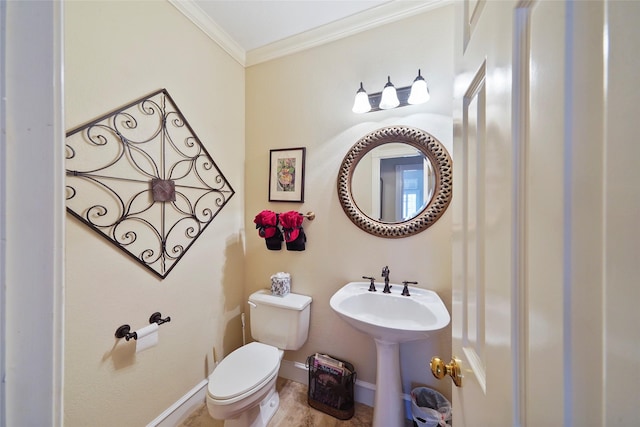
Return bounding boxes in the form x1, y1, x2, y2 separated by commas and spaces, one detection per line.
352, 69, 430, 113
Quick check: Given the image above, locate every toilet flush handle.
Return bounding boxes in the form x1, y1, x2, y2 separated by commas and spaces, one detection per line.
248, 301, 257, 308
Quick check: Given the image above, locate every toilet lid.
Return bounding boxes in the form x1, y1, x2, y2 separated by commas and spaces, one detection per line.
208, 342, 280, 400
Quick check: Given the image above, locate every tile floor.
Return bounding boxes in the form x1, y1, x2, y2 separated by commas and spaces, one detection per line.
179, 377, 414, 427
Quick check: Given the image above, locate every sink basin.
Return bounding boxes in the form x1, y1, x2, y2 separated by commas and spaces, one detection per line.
329, 281, 450, 343
330, 281, 450, 427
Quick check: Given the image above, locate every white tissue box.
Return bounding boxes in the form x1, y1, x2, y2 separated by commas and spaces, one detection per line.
271, 272, 291, 296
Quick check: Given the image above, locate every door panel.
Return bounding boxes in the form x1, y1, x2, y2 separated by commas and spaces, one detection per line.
452, 2, 517, 426
461, 61, 487, 393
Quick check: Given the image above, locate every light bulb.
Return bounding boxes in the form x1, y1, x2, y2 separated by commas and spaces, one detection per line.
352, 82, 371, 113
408, 69, 430, 105
379, 76, 399, 110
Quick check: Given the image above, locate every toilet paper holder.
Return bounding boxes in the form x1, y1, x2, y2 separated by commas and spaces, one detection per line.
115, 312, 171, 341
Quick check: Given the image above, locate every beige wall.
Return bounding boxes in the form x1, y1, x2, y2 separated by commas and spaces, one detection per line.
63, 2, 454, 425
245, 5, 454, 399
64, 1, 245, 426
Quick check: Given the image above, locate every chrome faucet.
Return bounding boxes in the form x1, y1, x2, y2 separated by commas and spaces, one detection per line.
381, 266, 391, 293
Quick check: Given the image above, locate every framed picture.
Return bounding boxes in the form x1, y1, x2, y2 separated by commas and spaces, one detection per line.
269, 147, 306, 202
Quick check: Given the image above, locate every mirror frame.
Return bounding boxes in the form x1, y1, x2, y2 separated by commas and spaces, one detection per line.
337, 125, 452, 238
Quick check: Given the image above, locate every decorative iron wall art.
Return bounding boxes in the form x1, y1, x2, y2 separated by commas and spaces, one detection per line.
65, 89, 235, 278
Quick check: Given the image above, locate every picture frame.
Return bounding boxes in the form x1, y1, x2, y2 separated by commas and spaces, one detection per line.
269, 147, 306, 202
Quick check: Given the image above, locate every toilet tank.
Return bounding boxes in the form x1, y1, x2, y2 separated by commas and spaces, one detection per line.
248, 290, 312, 350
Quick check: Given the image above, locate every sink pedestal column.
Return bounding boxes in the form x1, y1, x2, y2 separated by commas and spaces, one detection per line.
373, 339, 405, 427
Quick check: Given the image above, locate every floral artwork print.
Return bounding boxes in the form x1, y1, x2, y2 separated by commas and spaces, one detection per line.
277, 157, 296, 192
269, 147, 305, 202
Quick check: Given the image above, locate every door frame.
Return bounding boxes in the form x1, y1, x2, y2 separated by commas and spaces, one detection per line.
1, 2, 65, 426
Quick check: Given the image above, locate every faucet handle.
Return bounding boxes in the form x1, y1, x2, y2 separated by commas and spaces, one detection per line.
402, 281, 418, 296
362, 276, 377, 292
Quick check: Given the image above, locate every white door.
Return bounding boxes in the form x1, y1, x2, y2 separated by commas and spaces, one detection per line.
448, 1, 568, 425
446, 1, 640, 426
448, 1, 518, 425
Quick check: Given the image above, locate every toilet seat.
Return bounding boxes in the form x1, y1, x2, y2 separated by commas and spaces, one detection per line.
207, 342, 280, 402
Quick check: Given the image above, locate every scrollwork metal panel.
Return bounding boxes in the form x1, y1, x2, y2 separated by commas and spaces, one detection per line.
65, 89, 235, 278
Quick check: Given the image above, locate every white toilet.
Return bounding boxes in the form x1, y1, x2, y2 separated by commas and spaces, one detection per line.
206, 290, 312, 427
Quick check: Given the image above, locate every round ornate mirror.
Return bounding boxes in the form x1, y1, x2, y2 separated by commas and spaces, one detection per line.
337, 125, 452, 238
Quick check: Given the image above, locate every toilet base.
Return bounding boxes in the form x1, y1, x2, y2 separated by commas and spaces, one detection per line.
223, 387, 280, 427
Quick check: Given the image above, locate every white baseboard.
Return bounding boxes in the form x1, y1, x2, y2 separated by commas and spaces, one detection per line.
147, 379, 208, 427
278, 359, 413, 419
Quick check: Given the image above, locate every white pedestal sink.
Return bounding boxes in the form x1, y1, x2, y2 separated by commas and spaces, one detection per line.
329, 282, 450, 427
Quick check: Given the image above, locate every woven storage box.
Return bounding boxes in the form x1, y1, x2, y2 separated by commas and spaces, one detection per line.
306, 354, 356, 420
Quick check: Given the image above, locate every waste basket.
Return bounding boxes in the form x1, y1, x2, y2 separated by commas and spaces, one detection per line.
411, 387, 452, 427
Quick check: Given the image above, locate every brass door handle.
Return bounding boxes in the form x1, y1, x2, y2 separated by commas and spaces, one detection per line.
430, 356, 463, 387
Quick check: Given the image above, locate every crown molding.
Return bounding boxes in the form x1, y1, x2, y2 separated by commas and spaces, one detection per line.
168, 0, 246, 65
170, 0, 451, 68
246, 0, 451, 66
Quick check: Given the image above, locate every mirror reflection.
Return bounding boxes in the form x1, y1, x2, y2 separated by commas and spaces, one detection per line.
351, 143, 434, 222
